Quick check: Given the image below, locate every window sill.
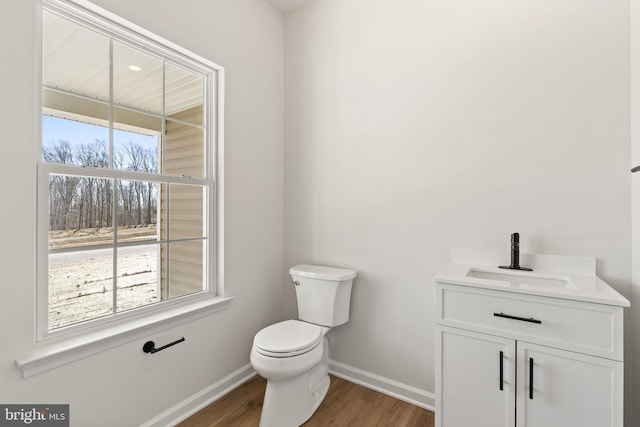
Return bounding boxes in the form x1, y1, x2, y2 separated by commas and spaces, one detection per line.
16, 296, 234, 378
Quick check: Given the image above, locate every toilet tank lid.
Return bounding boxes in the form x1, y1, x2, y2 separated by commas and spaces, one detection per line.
290, 264, 357, 281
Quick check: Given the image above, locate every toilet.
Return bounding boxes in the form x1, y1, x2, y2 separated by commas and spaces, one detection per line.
250, 264, 357, 427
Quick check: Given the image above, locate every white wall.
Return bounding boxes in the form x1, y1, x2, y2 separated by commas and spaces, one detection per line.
0, 0, 284, 425
284, 0, 633, 422
630, 0, 640, 424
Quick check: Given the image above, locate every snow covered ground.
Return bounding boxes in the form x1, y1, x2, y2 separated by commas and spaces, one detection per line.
48, 228, 160, 329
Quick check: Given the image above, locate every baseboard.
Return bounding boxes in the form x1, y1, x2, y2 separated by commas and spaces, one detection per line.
329, 360, 435, 412
140, 363, 256, 427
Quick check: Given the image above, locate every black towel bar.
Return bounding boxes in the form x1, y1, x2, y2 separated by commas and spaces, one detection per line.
143, 337, 185, 354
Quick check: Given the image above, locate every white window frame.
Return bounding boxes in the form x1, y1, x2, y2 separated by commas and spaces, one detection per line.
17, 0, 230, 378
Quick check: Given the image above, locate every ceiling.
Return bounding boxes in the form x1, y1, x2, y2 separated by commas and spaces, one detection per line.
265, 0, 316, 13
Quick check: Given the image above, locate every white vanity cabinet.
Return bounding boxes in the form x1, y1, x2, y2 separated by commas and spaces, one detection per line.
515, 341, 622, 427
435, 267, 628, 427
438, 326, 516, 427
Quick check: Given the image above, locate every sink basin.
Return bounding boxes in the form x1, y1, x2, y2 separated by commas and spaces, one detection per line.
465, 268, 576, 290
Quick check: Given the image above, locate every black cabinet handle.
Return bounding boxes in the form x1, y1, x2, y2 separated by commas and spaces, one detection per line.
493, 312, 542, 324
499, 351, 504, 391
143, 337, 185, 354
529, 357, 534, 400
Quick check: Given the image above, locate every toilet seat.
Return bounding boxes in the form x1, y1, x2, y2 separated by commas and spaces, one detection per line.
254, 320, 323, 358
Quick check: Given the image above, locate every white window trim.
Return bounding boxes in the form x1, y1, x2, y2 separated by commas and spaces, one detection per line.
17, 0, 228, 378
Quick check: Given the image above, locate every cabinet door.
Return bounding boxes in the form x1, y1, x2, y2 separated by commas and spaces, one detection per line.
517, 342, 623, 427
436, 326, 516, 427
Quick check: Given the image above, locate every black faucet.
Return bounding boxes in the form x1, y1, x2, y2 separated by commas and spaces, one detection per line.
499, 233, 533, 271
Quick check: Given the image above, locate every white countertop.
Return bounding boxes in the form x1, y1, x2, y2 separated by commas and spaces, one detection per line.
435, 250, 630, 307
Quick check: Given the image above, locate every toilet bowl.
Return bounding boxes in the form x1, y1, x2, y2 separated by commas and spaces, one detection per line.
250, 264, 356, 427
250, 320, 331, 427
251, 320, 327, 377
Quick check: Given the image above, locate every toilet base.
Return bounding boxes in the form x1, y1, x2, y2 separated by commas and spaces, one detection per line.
258, 337, 330, 427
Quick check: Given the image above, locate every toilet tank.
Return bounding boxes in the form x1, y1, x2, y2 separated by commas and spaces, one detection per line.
290, 264, 357, 327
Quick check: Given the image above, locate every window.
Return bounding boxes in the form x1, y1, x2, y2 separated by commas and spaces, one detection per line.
37, 0, 222, 338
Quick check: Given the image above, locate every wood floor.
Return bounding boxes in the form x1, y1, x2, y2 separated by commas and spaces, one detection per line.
177, 375, 434, 427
